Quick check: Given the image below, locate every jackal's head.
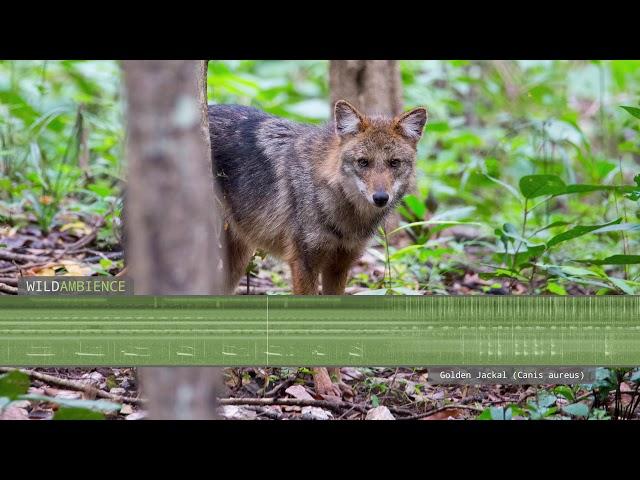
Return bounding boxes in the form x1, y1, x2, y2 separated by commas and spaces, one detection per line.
332, 100, 427, 210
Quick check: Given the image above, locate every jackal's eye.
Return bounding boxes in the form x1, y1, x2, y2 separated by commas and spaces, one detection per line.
389, 159, 401, 168
357, 158, 369, 168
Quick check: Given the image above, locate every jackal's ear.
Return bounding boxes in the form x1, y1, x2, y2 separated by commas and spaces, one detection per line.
396, 107, 428, 141
334, 100, 365, 137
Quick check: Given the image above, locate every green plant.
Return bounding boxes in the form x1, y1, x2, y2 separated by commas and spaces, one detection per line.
486, 174, 639, 294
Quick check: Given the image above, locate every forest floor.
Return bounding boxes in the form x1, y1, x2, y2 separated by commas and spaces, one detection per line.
0, 220, 621, 421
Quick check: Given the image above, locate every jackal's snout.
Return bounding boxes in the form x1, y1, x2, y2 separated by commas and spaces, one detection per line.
372, 191, 389, 207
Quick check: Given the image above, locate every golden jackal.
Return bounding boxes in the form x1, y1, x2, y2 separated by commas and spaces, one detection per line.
209, 99, 427, 396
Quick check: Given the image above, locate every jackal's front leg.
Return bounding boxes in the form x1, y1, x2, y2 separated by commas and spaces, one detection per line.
288, 257, 344, 396
289, 258, 320, 295
321, 249, 358, 295
316, 251, 358, 398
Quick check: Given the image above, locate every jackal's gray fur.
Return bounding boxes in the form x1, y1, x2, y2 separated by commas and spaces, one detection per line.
209, 101, 427, 294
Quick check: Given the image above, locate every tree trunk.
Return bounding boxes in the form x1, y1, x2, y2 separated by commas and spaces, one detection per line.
329, 60, 402, 116
122, 60, 224, 419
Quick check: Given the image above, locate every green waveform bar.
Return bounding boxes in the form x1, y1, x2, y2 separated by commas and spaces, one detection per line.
0, 295, 639, 366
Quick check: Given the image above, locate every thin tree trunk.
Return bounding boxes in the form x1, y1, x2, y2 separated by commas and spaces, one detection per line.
329, 60, 402, 116
123, 60, 224, 419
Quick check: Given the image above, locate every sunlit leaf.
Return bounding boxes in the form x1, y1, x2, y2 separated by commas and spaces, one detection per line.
519, 175, 566, 199
547, 218, 622, 248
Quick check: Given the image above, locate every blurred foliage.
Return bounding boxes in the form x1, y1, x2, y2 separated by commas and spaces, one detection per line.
0, 60, 123, 240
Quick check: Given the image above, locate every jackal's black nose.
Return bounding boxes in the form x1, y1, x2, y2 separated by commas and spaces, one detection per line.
372, 192, 389, 207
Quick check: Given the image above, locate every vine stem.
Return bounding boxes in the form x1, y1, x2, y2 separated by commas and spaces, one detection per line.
382, 224, 392, 290
511, 198, 529, 272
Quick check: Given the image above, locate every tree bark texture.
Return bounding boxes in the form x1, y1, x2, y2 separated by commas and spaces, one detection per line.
329, 60, 403, 116
123, 60, 223, 419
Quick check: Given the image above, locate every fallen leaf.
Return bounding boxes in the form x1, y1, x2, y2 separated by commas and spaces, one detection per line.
26, 265, 57, 276
125, 411, 147, 420
422, 408, 466, 420
10, 400, 31, 409
60, 221, 92, 237
43, 388, 82, 400
285, 384, 315, 401
28, 409, 53, 420
81, 371, 104, 386
60, 260, 94, 276
219, 405, 257, 420
0, 407, 29, 420
365, 406, 395, 420
120, 404, 134, 415
621, 382, 634, 407
300, 406, 333, 420
341, 367, 364, 381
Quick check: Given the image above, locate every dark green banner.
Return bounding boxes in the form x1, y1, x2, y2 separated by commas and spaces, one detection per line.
0, 295, 638, 366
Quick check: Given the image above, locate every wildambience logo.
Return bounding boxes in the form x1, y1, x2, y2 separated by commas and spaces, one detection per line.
18, 277, 132, 296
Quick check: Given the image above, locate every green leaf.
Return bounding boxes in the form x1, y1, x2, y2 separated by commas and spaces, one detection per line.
477, 408, 492, 420
621, 105, 640, 120
564, 184, 638, 195
554, 386, 575, 402
513, 244, 546, 267
430, 206, 477, 222
402, 194, 426, 219
477, 406, 511, 420
547, 218, 622, 248
562, 402, 589, 418
503, 222, 526, 243
371, 394, 380, 408
483, 174, 522, 202
589, 223, 640, 234
532, 221, 570, 236
387, 220, 482, 236
575, 255, 640, 265
554, 265, 599, 277
87, 183, 114, 198
546, 282, 567, 295
518, 177, 636, 200
480, 268, 528, 282
389, 286, 423, 295
535, 391, 558, 408
0, 371, 30, 400
608, 277, 635, 295
53, 407, 105, 420
99, 258, 113, 270
519, 175, 566, 199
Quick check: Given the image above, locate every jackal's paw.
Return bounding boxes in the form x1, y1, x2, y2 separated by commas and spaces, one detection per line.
313, 369, 342, 399
336, 381, 355, 399
314, 378, 342, 399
